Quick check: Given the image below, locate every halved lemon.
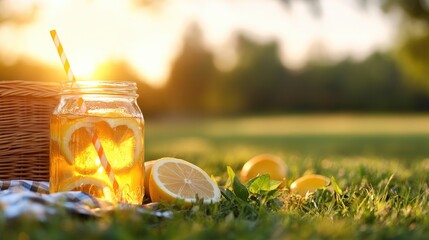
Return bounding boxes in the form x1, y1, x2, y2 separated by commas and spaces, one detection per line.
58, 176, 116, 203
240, 154, 288, 183
290, 174, 331, 196
148, 158, 221, 205
60, 117, 143, 174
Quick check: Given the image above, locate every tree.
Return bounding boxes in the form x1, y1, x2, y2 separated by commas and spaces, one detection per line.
377, 0, 429, 89
221, 35, 290, 113
163, 23, 219, 115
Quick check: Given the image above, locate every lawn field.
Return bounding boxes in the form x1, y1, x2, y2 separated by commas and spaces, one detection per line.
1, 114, 429, 239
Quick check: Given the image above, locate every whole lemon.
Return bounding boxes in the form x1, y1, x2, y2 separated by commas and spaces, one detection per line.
290, 174, 331, 196
240, 154, 287, 183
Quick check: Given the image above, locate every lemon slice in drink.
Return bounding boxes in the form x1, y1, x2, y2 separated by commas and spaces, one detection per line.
94, 118, 143, 172
61, 120, 98, 174
61, 117, 143, 174
149, 158, 221, 205
58, 176, 115, 202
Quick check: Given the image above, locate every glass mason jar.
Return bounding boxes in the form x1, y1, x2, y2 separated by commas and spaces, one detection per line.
50, 81, 144, 205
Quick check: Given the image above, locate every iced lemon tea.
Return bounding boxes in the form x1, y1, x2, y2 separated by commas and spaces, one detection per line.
50, 81, 144, 204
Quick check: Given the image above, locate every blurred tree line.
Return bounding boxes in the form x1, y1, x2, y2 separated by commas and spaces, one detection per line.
101, 24, 429, 117
2, 0, 429, 117
2, 23, 429, 117
92, 0, 429, 117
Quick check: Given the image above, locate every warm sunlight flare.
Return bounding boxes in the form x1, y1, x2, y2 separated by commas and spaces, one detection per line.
0, 0, 394, 86
69, 57, 98, 80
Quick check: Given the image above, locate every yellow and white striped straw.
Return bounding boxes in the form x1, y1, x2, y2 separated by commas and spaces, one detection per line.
50, 30, 76, 82
50, 30, 87, 112
49, 29, 119, 197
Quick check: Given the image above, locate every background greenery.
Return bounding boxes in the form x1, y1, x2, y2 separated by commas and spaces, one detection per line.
1, 115, 429, 239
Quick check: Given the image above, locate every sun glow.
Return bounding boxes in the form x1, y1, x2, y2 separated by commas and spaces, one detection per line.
69, 57, 98, 80
0, 0, 394, 86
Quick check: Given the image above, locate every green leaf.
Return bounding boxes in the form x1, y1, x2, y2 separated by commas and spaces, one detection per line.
248, 174, 271, 193
233, 176, 249, 201
266, 188, 282, 199
262, 188, 283, 205
269, 180, 282, 190
227, 166, 236, 179
245, 175, 259, 188
224, 166, 236, 189
331, 176, 343, 195
221, 189, 235, 201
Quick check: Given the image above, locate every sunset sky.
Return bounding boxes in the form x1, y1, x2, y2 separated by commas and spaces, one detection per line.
0, 0, 395, 86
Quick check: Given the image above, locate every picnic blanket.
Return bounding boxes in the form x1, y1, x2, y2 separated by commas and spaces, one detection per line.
0, 180, 172, 220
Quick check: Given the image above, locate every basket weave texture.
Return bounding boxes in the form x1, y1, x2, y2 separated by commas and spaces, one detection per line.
0, 80, 60, 181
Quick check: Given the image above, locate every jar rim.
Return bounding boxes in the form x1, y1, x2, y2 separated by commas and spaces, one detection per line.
61, 80, 138, 97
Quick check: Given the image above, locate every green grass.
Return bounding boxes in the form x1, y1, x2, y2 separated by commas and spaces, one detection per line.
1, 115, 429, 239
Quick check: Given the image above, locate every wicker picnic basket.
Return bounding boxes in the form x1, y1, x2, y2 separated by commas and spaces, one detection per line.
0, 80, 60, 181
